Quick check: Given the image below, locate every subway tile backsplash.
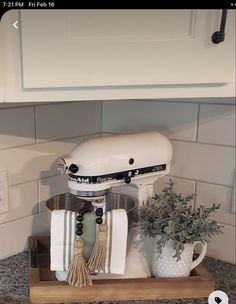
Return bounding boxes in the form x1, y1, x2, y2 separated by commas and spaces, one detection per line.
203, 224, 236, 264
195, 182, 235, 226
0, 181, 38, 225
38, 175, 68, 213
35, 101, 101, 142
0, 136, 85, 186
154, 176, 196, 198
0, 107, 35, 149
0, 212, 50, 259
170, 141, 235, 186
0, 99, 235, 264
102, 100, 198, 141
0, 101, 102, 258
198, 104, 235, 146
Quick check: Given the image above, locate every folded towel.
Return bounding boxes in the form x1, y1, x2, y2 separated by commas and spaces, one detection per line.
50, 209, 128, 275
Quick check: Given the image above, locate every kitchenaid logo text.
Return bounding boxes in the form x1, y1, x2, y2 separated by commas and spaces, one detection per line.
68, 164, 167, 184
152, 165, 166, 172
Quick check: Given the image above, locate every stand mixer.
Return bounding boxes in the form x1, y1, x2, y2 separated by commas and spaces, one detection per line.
56, 130, 173, 278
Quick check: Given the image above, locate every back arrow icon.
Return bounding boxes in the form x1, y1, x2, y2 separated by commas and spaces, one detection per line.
13, 21, 18, 29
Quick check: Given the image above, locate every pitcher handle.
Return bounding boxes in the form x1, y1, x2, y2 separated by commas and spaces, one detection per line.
190, 241, 207, 270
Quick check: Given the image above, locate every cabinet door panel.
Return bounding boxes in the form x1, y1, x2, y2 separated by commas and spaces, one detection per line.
19, 10, 235, 88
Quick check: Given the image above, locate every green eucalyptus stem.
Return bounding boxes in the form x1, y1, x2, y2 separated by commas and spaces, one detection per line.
138, 179, 223, 260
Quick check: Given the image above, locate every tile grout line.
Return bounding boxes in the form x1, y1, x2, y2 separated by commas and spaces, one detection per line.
100, 100, 103, 134
8, 174, 60, 188
33, 105, 37, 144
36, 178, 40, 214
0, 211, 49, 227
170, 138, 235, 148
195, 103, 200, 142
1, 206, 234, 229
0, 100, 96, 111
0, 132, 234, 153
167, 174, 233, 189
0, 132, 101, 152
193, 181, 198, 210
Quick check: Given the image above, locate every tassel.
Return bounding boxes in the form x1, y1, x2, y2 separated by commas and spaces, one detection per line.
87, 223, 108, 272
67, 237, 93, 287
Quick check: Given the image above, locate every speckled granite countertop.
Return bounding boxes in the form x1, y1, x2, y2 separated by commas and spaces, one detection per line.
0, 252, 235, 304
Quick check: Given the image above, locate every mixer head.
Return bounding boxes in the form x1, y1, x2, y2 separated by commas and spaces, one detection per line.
57, 131, 173, 202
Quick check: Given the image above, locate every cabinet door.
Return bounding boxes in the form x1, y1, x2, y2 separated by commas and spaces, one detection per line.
0, 24, 4, 102
19, 10, 235, 89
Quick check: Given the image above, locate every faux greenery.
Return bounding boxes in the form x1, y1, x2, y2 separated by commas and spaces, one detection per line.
138, 179, 223, 260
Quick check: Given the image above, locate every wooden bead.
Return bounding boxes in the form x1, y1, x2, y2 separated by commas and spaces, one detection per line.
96, 217, 103, 224
77, 215, 84, 222
95, 208, 103, 217
76, 229, 83, 236
76, 222, 83, 229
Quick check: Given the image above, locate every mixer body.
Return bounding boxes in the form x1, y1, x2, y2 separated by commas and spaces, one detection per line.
55, 131, 173, 278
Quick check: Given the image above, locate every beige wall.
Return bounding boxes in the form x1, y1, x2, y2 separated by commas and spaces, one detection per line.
102, 99, 236, 264
0, 101, 101, 258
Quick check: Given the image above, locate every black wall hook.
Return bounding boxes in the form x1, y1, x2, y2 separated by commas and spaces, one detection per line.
211, 10, 228, 44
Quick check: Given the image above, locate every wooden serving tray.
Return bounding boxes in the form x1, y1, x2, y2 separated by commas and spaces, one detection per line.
29, 236, 215, 304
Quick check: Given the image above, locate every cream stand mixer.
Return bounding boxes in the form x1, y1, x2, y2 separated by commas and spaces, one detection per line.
56, 130, 173, 279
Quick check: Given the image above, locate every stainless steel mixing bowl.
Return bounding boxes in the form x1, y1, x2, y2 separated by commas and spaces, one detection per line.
46, 192, 137, 231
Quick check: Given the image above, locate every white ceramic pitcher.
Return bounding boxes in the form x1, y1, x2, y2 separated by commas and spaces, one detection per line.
152, 239, 207, 277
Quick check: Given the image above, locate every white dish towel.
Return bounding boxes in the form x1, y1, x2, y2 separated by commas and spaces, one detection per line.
50, 209, 128, 276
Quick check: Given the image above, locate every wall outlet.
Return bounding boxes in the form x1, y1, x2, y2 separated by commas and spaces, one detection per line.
0, 171, 9, 214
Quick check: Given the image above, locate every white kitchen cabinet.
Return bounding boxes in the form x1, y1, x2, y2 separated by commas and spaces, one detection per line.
0, 24, 4, 103
0, 76, 3, 103
0, 9, 235, 102
20, 9, 235, 88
